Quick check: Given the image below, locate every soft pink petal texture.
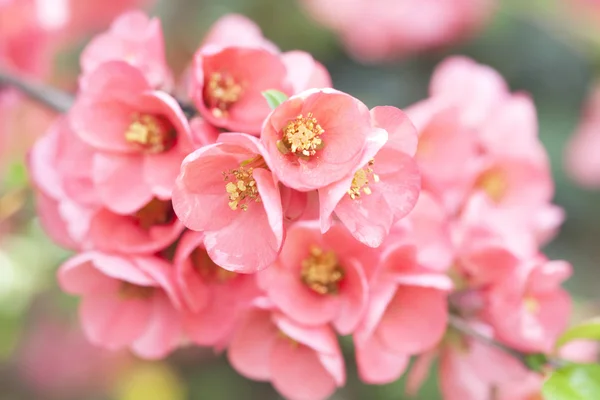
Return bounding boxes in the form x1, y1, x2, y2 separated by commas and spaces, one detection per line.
131, 293, 181, 359
173, 231, 210, 312
58, 253, 119, 295
370, 106, 418, 155
355, 335, 410, 384
227, 309, 277, 381
28, 119, 64, 199
261, 89, 373, 190
440, 347, 494, 400
264, 264, 341, 327
376, 287, 448, 355
282, 51, 332, 93
35, 191, 80, 250
88, 208, 184, 254
70, 61, 149, 153
528, 260, 572, 293
354, 280, 398, 344
79, 293, 153, 350
92, 152, 154, 215
133, 256, 182, 309
193, 47, 290, 133
80, 11, 171, 89
201, 14, 277, 50
172, 144, 241, 231
273, 313, 341, 359
333, 258, 369, 334
203, 169, 282, 273
270, 340, 338, 400
189, 117, 220, 147
430, 56, 507, 127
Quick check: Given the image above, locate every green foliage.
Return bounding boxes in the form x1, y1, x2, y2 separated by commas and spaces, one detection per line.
262, 90, 289, 110
525, 353, 549, 373
543, 364, 600, 400
556, 318, 600, 349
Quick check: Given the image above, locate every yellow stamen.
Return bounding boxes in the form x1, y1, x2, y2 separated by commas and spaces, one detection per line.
125, 113, 177, 154
524, 297, 540, 314
300, 246, 344, 295
119, 282, 155, 299
277, 113, 325, 157
348, 159, 379, 200
190, 247, 237, 282
475, 168, 507, 203
132, 198, 175, 230
205, 72, 243, 117
223, 156, 266, 211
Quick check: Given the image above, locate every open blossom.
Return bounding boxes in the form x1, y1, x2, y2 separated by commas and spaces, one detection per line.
172, 133, 283, 272
80, 10, 172, 90
58, 252, 182, 359
29, 117, 184, 253
354, 241, 452, 384
319, 106, 421, 247
191, 15, 331, 134
70, 61, 194, 215
258, 222, 378, 334
301, 0, 496, 62
174, 231, 260, 346
228, 304, 345, 400
485, 257, 572, 353
261, 89, 377, 191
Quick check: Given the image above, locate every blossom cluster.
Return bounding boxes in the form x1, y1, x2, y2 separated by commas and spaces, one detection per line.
29, 11, 572, 400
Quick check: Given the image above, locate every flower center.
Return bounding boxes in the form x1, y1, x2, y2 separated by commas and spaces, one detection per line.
475, 168, 507, 202
300, 245, 344, 295
205, 72, 243, 118
190, 247, 237, 282
277, 113, 325, 158
223, 156, 267, 211
119, 281, 155, 299
348, 159, 379, 200
132, 198, 176, 230
524, 297, 540, 314
125, 113, 177, 154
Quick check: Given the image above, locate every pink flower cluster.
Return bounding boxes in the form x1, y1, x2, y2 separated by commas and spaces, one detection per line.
29, 11, 571, 400
300, 0, 497, 62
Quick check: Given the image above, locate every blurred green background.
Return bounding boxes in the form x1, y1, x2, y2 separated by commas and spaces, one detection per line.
2, 0, 600, 399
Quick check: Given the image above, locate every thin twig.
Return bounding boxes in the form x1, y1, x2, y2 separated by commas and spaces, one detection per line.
0, 71, 73, 113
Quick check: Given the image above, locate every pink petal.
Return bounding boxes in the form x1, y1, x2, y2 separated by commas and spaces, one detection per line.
131, 293, 181, 359
88, 252, 156, 286
370, 106, 418, 155
333, 258, 369, 334
270, 340, 338, 400
227, 309, 278, 381
79, 294, 153, 349
376, 287, 448, 355
355, 335, 410, 384
282, 51, 332, 93
58, 253, 118, 295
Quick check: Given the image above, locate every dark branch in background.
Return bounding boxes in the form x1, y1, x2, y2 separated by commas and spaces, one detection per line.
448, 314, 567, 372
0, 71, 74, 113
0, 70, 199, 118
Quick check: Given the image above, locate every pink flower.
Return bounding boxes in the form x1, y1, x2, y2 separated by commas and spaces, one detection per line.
258, 222, 378, 334
174, 231, 260, 346
172, 133, 283, 272
227, 305, 345, 400
261, 89, 376, 191
70, 61, 193, 215
80, 11, 172, 90
565, 85, 600, 188
485, 257, 572, 353
319, 106, 421, 247
301, 0, 495, 62
191, 15, 331, 134
29, 117, 184, 253
58, 251, 183, 359
354, 243, 452, 384
191, 45, 291, 133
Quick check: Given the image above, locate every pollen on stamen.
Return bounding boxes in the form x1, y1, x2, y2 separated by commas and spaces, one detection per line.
132, 198, 175, 230
124, 113, 177, 154
300, 245, 345, 295
277, 113, 325, 158
223, 167, 260, 211
205, 72, 243, 118
348, 159, 379, 200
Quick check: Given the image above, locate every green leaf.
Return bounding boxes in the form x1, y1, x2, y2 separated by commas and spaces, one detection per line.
2, 161, 28, 189
525, 353, 549, 372
543, 364, 600, 400
262, 90, 288, 110
556, 318, 600, 349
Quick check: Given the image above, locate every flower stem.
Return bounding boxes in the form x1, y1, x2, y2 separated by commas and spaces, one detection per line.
0, 71, 74, 113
